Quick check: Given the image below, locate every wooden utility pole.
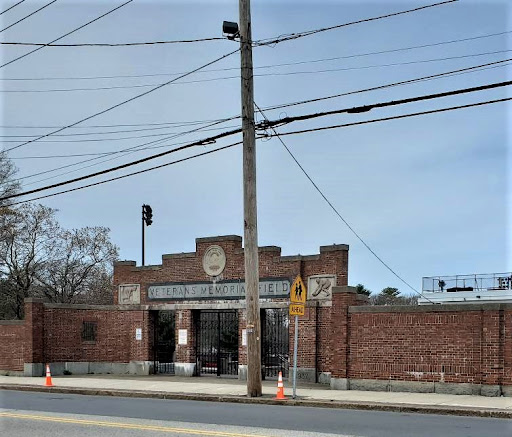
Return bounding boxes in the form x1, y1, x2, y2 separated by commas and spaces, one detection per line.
239, 0, 262, 397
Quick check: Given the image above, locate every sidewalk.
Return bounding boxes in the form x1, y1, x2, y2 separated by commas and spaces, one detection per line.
1, 374, 511, 418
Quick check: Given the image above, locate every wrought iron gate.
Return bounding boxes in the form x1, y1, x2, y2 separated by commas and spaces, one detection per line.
196, 311, 239, 376
153, 310, 175, 374
262, 308, 290, 378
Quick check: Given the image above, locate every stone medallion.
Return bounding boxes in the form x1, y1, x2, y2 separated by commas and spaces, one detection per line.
202, 245, 226, 277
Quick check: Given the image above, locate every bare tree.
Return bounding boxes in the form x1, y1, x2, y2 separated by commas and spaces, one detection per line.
0, 204, 59, 318
0, 151, 20, 207
36, 227, 119, 304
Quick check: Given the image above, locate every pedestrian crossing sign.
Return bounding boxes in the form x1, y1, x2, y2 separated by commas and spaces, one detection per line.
290, 275, 307, 304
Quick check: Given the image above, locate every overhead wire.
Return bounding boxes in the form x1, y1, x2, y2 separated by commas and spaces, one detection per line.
2, 47, 240, 153
4, 141, 242, 207
263, 57, 512, 112
0, 0, 134, 70
272, 97, 512, 138
258, 81, 512, 130
254, 102, 433, 302
0, 0, 26, 16
0, 0, 57, 34
254, 0, 458, 46
1, 125, 244, 201
15, 116, 239, 185
0, 37, 225, 47
4, 81, 511, 201
4, 96, 509, 213
1, 49, 510, 93
2, 29, 510, 82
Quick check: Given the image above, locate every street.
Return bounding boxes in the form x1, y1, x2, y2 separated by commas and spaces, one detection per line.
1, 390, 511, 437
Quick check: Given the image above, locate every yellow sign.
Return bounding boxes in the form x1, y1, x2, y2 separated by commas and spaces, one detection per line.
290, 275, 307, 304
289, 303, 305, 316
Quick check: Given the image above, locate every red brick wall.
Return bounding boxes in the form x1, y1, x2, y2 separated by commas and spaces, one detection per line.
0, 321, 25, 371
43, 305, 151, 363
346, 305, 511, 387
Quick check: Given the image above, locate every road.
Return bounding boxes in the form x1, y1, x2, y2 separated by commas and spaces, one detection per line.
1, 390, 511, 437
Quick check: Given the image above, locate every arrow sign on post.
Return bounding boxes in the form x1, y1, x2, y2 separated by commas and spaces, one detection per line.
289, 275, 306, 399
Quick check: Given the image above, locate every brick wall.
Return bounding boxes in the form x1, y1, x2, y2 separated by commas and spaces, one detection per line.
0, 321, 25, 372
44, 305, 151, 363
346, 304, 512, 389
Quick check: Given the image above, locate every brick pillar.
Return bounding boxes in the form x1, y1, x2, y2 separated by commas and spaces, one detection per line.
330, 286, 358, 390
289, 305, 317, 383
175, 309, 196, 376
480, 307, 505, 396
238, 309, 247, 380
23, 298, 45, 376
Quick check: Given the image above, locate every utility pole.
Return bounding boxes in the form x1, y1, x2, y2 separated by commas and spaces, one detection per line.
239, 0, 262, 397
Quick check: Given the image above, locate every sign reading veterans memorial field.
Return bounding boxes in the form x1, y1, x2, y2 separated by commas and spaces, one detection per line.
147, 278, 290, 301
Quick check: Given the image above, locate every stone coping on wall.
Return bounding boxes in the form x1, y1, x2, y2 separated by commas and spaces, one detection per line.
196, 235, 242, 244
0, 320, 24, 325
42, 303, 145, 311
348, 302, 512, 313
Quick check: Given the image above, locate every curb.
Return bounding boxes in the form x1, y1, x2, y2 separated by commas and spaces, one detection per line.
1, 384, 510, 419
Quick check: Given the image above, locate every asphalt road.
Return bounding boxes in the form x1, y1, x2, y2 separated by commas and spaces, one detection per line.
1, 390, 511, 437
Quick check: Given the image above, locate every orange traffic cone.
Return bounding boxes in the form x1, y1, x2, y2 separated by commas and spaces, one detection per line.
45, 364, 53, 387
275, 371, 286, 400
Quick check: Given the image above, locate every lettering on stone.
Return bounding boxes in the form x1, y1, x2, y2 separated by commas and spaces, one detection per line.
307, 275, 336, 300
118, 284, 141, 304
147, 278, 290, 301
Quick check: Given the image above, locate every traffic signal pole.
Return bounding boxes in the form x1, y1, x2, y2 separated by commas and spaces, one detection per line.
239, 0, 262, 397
142, 205, 145, 266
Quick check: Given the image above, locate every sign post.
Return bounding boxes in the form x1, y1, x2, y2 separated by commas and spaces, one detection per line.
289, 275, 306, 399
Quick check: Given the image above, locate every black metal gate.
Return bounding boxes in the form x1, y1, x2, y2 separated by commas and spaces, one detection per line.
262, 308, 290, 379
196, 311, 238, 376
153, 310, 175, 374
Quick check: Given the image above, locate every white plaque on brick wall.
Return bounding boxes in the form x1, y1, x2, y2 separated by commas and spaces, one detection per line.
178, 329, 188, 345
307, 275, 336, 300
118, 284, 140, 304
242, 329, 247, 346
135, 328, 142, 341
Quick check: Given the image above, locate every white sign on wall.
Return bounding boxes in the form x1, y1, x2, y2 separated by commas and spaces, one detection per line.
135, 328, 142, 341
178, 329, 188, 345
242, 329, 247, 346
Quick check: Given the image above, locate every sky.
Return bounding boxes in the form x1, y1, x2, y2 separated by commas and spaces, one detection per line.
0, 0, 510, 297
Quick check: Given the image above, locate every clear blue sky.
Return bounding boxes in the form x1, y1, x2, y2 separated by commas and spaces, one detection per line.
1, 0, 510, 296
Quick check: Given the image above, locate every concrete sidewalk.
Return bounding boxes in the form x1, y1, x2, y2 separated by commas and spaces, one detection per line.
1, 375, 511, 418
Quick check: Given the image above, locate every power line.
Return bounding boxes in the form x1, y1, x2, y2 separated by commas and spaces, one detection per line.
15, 117, 239, 185
3, 29, 510, 81
1, 126, 243, 201
259, 81, 512, 130
0, 0, 57, 34
254, 0, 458, 46
254, 102, 433, 302
272, 97, 512, 138
0, 118, 228, 129
3, 47, 240, 153
0, 0, 134, 70
0, 0, 26, 16
0, 123, 240, 143
2, 49, 510, 93
263, 58, 512, 112
5, 88, 511, 202
0, 121, 238, 138
4, 141, 242, 207
0, 37, 225, 47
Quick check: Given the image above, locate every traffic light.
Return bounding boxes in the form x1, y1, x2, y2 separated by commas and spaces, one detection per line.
142, 204, 153, 226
